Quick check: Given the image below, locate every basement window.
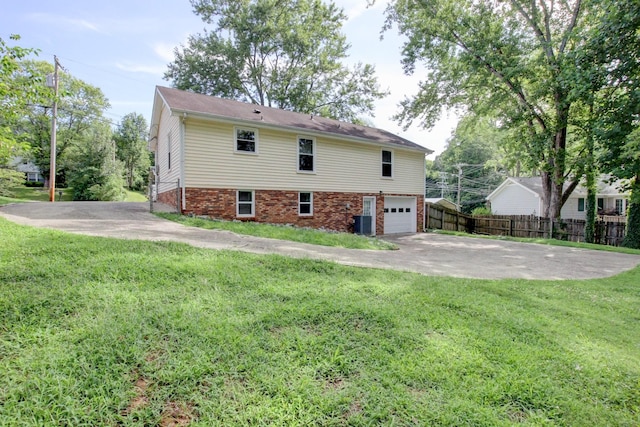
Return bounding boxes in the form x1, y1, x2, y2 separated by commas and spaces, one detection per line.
299, 192, 313, 216
237, 190, 255, 217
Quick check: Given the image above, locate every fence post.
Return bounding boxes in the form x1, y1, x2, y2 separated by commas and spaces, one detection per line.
509, 219, 513, 236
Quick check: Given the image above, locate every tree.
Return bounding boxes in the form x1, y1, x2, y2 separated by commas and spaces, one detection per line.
66, 123, 125, 201
384, 0, 606, 219
166, 0, 387, 123
114, 113, 150, 190
579, 0, 640, 247
430, 115, 507, 212
0, 35, 40, 166
13, 60, 110, 186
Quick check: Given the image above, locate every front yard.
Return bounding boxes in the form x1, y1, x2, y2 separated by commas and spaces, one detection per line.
1, 218, 639, 425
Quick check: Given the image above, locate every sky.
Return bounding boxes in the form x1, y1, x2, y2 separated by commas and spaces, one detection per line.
1, 0, 458, 158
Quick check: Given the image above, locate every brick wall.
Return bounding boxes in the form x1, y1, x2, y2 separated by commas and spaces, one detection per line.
180, 187, 422, 233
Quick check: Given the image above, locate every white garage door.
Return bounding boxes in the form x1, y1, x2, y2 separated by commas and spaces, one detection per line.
384, 197, 416, 234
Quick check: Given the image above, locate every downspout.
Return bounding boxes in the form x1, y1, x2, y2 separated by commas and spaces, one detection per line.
423, 154, 427, 232
180, 113, 187, 211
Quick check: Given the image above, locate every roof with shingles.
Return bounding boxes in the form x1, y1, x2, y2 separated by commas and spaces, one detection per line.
153, 86, 431, 153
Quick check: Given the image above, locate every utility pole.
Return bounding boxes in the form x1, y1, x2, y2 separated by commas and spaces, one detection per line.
455, 163, 485, 211
47, 56, 61, 202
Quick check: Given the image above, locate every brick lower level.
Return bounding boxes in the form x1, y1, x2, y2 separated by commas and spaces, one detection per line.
158, 187, 424, 234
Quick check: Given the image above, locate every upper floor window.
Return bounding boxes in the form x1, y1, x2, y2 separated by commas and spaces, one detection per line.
235, 128, 258, 153
382, 149, 393, 178
298, 137, 315, 172
577, 198, 585, 212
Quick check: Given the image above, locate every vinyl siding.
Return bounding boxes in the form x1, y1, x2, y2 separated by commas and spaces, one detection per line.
490, 183, 541, 216
182, 118, 424, 195
156, 106, 182, 194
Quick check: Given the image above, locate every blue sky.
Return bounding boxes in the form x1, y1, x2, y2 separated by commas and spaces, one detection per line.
2, 0, 457, 158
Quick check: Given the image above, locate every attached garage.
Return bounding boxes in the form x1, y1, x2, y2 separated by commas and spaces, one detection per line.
384, 197, 417, 234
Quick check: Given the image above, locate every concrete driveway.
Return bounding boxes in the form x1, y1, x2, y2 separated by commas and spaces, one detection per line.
2, 201, 639, 280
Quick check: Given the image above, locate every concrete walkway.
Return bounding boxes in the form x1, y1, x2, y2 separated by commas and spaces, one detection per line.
2, 201, 639, 280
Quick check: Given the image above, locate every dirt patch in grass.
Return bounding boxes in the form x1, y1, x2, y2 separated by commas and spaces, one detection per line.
122, 373, 151, 417
160, 401, 197, 427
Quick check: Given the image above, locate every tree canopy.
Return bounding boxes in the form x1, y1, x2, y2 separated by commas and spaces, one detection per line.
385, 0, 610, 219
114, 113, 150, 191
0, 35, 41, 166
166, 0, 387, 123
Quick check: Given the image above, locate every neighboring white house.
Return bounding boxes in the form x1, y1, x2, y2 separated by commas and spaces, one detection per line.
148, 86, 431, 235
486, 176, 629, 220
10, 157, 44, 183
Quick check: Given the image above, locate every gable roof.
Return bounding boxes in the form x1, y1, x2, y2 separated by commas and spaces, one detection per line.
151, 86, 431, 153
487, 176, 628, 201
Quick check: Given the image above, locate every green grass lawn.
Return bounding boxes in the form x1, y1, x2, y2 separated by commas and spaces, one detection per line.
157, 212, 398, 250
1, 218, 639, 426
0, 186, 147, 205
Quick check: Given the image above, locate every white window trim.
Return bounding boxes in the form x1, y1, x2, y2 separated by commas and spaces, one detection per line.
236, 190, 255, 217
297, 135, 316, 173
299, 192, 313, 216
381, 149, 393, 179
234, 127, 259, 154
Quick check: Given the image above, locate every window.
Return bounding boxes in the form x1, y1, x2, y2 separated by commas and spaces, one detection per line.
235, 128, 257, 153
578, 198, 585, 212
299, 192, 313, 216
382, 150, 393, 177
616, 199, 625, 214
597, 198, 604, 211
298, 137, 315, 172
237, 190, 255, 217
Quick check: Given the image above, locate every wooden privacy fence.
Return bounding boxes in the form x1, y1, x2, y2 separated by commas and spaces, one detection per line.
425, 203, 627, 246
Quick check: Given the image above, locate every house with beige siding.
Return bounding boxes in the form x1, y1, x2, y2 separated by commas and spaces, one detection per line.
148, 86, 431, 234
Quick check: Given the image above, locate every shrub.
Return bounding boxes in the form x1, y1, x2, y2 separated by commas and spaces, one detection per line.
0, 169, 24, 197
471, 206, 492, 216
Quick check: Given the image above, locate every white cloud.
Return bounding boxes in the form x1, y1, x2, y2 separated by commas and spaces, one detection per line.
115, 62, 166, 75
153, 42, 178, 63
27, 13, 101, 33
335, 0, 384, 22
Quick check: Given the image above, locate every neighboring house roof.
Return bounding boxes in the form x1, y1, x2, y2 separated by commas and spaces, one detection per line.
424, 197, 458, 211
150, 86, 431, 154
10, 157, 41, 174
487, 176, 629, 201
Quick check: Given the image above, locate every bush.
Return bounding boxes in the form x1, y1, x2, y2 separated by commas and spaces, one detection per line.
471, 206, 492, 216
24, 181, 44, 187
0, 169, 24, 197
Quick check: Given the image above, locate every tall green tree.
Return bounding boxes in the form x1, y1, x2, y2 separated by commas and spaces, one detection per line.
579, 0, 640, 247
13, 60, 110, 186
66, 123, 125, 201
114, 113, 150, 190
431, 115, 507, 212
384, 0, 603, 219
0, 35, 40, 166
166, 0, 387, 123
